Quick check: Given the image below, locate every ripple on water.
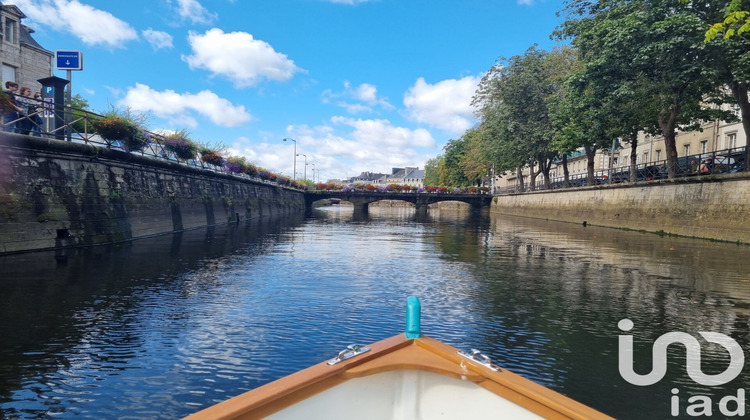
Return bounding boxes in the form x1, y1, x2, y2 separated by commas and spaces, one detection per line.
3, 213, 750, 419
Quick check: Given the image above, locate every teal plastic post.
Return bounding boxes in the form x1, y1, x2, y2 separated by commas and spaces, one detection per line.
405, 296, 421, 339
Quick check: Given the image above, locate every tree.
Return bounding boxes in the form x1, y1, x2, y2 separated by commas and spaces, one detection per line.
558, 0, 733, 179
474, 46, 573, 189
423, 155, 442, 186
460, 128, 490, 186
705, 0, 750, 169
705, 0, 750, 41
441, 138, 471, 186
68, 94, 92, 134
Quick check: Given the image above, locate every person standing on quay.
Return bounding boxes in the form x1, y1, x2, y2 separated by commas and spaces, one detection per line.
15, 86, 36, 135
2, 81, 24, 133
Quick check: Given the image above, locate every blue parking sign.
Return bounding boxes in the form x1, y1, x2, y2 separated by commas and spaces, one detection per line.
56, 51, 83, 71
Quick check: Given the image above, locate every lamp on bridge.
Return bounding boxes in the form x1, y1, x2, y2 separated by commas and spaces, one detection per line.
297, 153, 307, 181
282, 138, 297, 180
310, 163, 316, 184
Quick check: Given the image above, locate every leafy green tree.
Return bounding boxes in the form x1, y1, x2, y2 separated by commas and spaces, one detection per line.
705, 0, 750, 41
442, 138, 470, 186
704, 0, 750, 168
68, 94, 94, 134
474, 46, 574, 189
475, 105, 532, 191
460, 128, 491, 186
559, 0, 733, 178
423, 155, 443, 186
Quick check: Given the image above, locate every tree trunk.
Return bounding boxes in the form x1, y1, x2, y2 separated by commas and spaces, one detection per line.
562, 154, 569, 188
584, 145, 596, 186
528, 162, 537, 192
659, 92, 681, 179
627, 129, 639, 183
541, 157, 552, 188
730, 82, 750, 172
516, 167, 525, 192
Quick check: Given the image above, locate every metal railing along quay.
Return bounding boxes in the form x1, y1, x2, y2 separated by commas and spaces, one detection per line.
0, 100, 292, 188
498, 146, 748, 194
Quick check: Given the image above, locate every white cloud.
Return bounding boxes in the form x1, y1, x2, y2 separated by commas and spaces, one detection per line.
171, 0, 217, 24
403, 76, 481, 136
226, 119, 436, 182
331, 116, 435, 148
14, 0, 137, 48
321, 81, 393, 114
142, 29, 174, 50
182, 29, 303, 88
120, 83, 252, 128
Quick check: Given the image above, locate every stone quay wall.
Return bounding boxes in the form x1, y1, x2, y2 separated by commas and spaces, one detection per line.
0, 133, 305, 255
492, 173, 750, 243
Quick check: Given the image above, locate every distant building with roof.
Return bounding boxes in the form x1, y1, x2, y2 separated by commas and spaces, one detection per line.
386, 167, 424, 187
0, 3, 53, 91
348, 171, 388, 185
343, 167, 424, 187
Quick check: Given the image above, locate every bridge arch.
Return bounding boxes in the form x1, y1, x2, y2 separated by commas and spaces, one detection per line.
303, 191, 493, 216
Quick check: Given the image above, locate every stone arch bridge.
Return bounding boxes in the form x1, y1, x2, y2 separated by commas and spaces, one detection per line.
303, 191, 494, 215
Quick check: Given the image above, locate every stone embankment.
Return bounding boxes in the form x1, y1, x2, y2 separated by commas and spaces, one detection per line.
0, 134, 304, 255
492, 173, 750, 243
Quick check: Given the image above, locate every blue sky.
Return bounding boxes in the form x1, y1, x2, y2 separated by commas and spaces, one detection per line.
15, 0, 565, 182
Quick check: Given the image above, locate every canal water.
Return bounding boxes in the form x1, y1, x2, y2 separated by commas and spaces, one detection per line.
1, 206, 750, 419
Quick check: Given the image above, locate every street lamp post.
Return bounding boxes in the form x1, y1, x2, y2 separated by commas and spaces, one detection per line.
282, 138, 297, 180
310, 163, 316, 184
297, 153, 307, 180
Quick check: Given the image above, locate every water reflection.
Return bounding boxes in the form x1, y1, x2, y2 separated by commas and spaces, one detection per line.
1, 207, 749, 419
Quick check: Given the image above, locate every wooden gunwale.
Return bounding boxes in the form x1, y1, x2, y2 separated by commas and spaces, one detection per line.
183, 334, 614, 420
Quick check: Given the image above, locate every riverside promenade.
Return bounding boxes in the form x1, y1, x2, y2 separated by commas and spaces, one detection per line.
492, 172, 750, 244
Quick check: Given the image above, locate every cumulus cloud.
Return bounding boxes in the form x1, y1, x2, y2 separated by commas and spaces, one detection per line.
120, 83, 252, 128
331, 116, 435, 148
171, 0, 217, 24
142, 29, 174, 50
321, 81, 393, 114
13, 0, 137, 48
182, 29, 303, 88
403, 76, 481, 136
226, 118, 436, 181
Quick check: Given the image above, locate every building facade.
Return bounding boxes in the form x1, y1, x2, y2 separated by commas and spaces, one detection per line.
1, 4, 53, 92
385, 167, 424, 188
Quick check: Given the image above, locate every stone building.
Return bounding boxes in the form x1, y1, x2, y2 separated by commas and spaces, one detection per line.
386, 167, 424, 188
0, 3, 53, 91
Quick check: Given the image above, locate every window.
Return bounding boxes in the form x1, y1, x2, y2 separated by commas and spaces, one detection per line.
643, 152, 648, 163
655, 150, 662, 161
700, 140, 708, 154
683, 144, 691, 156
4, 18, 17, 44
726, 133, 737, 149
2, 64, 16, 83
